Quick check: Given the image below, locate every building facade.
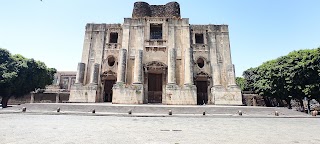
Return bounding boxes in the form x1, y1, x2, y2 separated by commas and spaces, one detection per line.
69, 1, 242, 105
49, 71, 77, 92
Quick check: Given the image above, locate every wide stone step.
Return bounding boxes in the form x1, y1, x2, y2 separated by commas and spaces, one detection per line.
1, 103, 310, 117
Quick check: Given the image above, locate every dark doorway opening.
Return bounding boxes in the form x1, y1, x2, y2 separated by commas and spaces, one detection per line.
148, 73, 162, 103
104, 80, 116, 102
195, 81, 208, 105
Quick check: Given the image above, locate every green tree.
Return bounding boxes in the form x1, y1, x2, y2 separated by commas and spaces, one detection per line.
243, 48, 320, 108
0, 48, 56, 108
236, 77, 245, 91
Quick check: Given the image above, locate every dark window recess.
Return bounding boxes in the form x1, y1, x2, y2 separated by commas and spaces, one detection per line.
150, 24, 162, 39
109, 33, 118, 43
195, 34, 204, 44
197, 58, 205, 68
108, 56, 115, 66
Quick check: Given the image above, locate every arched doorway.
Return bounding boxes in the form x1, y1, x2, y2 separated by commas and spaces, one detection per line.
101, 71, 116, 102
144, 61, 167, 103
194, 71, 210, 105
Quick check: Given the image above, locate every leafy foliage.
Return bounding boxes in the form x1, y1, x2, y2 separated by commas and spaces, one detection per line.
0, 48, 56, 107
242, 48, 320, 106
236, 77, 245, 91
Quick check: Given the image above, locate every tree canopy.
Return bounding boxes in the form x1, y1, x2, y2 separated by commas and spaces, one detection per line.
0, 48, 56, 108
242, 48, 320, 107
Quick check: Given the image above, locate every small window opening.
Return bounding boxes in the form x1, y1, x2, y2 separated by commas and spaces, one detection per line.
109, 33, 118, 43
108, 56, 115, 66
150, 24, 162, 39
197, 58, 204, 68
195, 34, 204, 44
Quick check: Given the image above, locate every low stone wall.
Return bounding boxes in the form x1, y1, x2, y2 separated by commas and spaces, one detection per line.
7, 95, 31, 105
6, 93, 70, 105
242, 94, 266, 106
211, 86, 243, 105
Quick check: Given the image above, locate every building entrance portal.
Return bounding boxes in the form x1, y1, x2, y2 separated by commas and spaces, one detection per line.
148, 73, 162, 103
101, 72, 117, 103
104, 80, 115, 102
195, 72, 210, 105
144, 61, 167, 104
195, 81, 208, 105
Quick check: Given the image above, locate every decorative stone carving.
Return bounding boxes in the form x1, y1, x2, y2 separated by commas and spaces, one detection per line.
145, 47, 166, 52
144, 61, 167, 72
101, 70, 117, 81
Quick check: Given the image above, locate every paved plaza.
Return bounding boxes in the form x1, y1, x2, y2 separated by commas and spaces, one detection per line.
0, 112, 319, 144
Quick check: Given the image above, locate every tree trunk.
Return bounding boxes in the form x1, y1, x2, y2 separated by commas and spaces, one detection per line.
1, 96, 10, 108
307, 99, 311, 114
299, 99, 304, 112
286, 98, 292, 109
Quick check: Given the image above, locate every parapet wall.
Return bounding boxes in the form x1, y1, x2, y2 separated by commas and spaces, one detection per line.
132, 2, 180, 18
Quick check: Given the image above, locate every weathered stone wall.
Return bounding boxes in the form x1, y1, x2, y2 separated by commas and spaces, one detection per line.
112, 84, 144, 104
132, 2, 180, 18
7, 93, 70, 104
69, 85, 97, 102
242, 94, 266, 106
71, 1, 242, 105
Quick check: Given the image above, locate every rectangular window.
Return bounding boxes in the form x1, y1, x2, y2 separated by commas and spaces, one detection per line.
109, 32, 118, 43
150, 24, 162, 39
195, 34, 204, 44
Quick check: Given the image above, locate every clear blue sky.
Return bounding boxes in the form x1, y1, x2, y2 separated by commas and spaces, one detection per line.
0, 0, 319, 77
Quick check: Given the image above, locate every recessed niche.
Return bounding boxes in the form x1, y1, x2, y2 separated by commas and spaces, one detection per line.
197, 58, 204, 68
108, 56, 115, 66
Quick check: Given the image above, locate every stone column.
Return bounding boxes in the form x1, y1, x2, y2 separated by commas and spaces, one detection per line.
184, 47, 194, 85
212, 64, 221, 86
133, 50, 143, 84
228, 64, 236, 86
167, 48, 176, 84
208, 32, 221, 86
30, 92, 35, 103
90, 63, 100, 84
117, 49, 127, 83
55, 92, 60, 103
56, 73, 61, 86
75, 63, 85, 84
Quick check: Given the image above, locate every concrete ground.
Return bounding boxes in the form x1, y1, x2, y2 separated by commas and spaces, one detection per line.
1, 113, 319, 144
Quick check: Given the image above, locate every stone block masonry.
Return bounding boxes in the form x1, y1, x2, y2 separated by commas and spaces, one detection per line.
69, 1, 242, 105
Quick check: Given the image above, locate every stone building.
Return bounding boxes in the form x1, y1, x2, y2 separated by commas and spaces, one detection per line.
69, 1, 242, 105
51, 71, 77, 91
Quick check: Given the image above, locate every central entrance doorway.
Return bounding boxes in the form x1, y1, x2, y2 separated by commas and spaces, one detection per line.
148, 73, 162, 103
195, 80, 208, 105
104, 79, 116, 102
